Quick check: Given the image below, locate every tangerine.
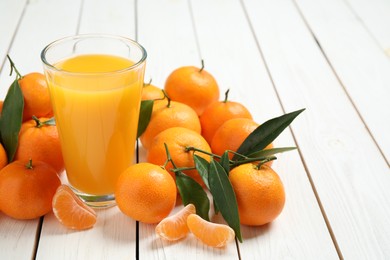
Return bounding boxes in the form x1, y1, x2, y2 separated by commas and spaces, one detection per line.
211, 118, 273, 161
187, 213, 235, 248
52, 185, 97, 230
141, 81, 165, 101
14, 117, 64, 174
146, 127, 211, 186
140, 99, 201, 150
199, 90, 252, 144
18, 72, 53, 121
115, 163, 176, 224
155, 203, 196, 241
164, 63, 219, 116
0, 159, 61, 219
229, 163, 285, 226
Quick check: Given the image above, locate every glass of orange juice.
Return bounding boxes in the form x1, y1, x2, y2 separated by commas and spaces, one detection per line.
41, 34, 147, 208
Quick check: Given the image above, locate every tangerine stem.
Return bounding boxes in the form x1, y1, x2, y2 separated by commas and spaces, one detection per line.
163, 143, 180, 172
171, 166, 196, 172
199, 59, 205, 72
224, 89, 230, 103
161, 90, 171, 108
185, 146, 221, 159
7, 55, 23, 79
32, 115, 43, 128
25, 159, 33, 169
255, 156, 277, 169
143, 78, 152, 86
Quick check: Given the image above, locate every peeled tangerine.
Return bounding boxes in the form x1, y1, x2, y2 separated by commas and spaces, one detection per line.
155, 204, 196, 241
187, 214, 235, 248
52, 185, 97, 230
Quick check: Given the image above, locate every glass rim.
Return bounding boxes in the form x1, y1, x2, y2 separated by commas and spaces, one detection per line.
40, 34, 147, 75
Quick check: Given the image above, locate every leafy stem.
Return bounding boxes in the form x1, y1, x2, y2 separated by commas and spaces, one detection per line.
7, 55, 23, 79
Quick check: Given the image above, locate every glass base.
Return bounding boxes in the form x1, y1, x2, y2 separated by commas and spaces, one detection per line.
70, 187, 117, 208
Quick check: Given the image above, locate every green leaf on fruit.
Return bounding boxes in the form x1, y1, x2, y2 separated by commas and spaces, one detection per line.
193, 154, 210, 189
208, 159, 242, 242
233, 108, 305, 161
137, 100, 153, 138
176, 170, 210, 221
0, 79, 24, 162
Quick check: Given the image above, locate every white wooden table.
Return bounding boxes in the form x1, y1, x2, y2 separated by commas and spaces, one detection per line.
1, 0, 389, 259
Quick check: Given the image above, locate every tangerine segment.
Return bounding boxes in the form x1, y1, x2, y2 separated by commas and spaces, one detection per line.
52, 185, 97, 230
187, 214, 235, 248
155, 204, 196, 241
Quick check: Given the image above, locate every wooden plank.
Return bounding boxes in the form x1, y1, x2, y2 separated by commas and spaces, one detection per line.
190, 0, 338, 258
345, 0, 390, 55
0, 0, 27, 96
37, 207, 137, 259
0, 0, 80, 98
295, 0, 390, 162
0, 0, 80, 259
243, 0, 390, 258
78, 0, 136, 37
36, 0, 138, 258
136, 0, 200, 89
0, 214, 40, 260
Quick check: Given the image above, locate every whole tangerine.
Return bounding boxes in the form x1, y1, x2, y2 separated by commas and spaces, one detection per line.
18, 72, 53, 121
0, 159, 61, 219
229, 163, 285, 226
211, 118, 273, 161
115, 162, 176, 224
199, 90, 252, 144
14, 117, 64, 174
141, 81, 165, 101
146, 127, 211, 186
140, 99, 201, 150
164, 63, 219, 116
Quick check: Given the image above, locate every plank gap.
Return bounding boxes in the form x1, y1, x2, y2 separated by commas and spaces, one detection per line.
32, 216, 44, 260
292, 0, 390, 168
75, 0, 85, 35
187, 0, 203, 62
342, 0, 389, 58
0, 0, 28, 73
239, 0, 344, 258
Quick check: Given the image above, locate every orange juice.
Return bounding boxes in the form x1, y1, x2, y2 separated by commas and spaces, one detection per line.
48, 54, 143, 195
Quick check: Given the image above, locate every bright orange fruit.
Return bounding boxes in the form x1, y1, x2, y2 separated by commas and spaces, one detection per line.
115, 163, 176, 224
18, 72, 53, 121
0, 160, 61, 220
155, 203, 196, 241
52, 185, 97, 230
229, 163, 285, 226
14, 117, 64, 174
211, 118, 273, 162
199, 92, 252, 144
141, 82, 165, 101
140, 99, 201, 150
187, 214, 235, 248
164, 65, 219, 116
146, 127, 211, 186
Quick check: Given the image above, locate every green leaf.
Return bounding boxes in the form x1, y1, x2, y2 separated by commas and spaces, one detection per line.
233, 108, 305, 161
193, 154, 210, 189
0, 79, 24, 162
208, 159, 242, 242
246, 147, 296, 159
176, 171, 210, 221
220, 151, 230, 175
137, 100, 154, 138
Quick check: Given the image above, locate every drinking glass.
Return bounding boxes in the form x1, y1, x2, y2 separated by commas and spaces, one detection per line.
41, 34, 147, 207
